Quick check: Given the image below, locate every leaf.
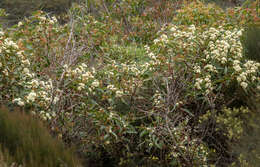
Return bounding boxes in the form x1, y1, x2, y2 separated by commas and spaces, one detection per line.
181, 108, 194, 117
154, 138, 162, 149
104, 134, 110, 140
140, 130, 149, 138
26, 44, 33, 50
110, 131, 118, 140
170, 159, 178, 166
224, 66, 228, 74
126, 130, 137, 134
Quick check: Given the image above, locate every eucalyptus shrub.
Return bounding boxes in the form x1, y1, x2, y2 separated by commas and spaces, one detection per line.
0, 0, 260, 166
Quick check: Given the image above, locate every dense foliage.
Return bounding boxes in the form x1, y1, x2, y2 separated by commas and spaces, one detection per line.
0, 0, 259, 166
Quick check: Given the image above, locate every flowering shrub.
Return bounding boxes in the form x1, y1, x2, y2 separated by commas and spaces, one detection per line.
149, 24, 259, 95
0, 12, 64, 120
0, 0, 260, 166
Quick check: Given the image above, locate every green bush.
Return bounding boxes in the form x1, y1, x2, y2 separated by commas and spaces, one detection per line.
0, 106, 82, 167
242, 25, 260, 62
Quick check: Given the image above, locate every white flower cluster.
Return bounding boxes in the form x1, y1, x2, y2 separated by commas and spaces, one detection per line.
193, 65, 201, 73
150, 24, 260, 94
40, 110, 56, 121
64, 63, 100, 93
153, 90, 164, 107
104, 83, 123, 98
195, 75, 213, 94
154, 34, 168, 44
26, 91, 37, 102
0, 35, 58, 113
12, 98, 25, 106
2, 38, 19, 49
235, 60, 260, 89
145, 45, 161, 66
38, 15, 58, 25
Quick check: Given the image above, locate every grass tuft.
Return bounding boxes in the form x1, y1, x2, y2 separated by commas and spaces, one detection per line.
0, 106, 82, 167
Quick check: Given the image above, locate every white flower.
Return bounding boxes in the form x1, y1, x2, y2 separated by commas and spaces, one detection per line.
53, 96, 59, 104
17, 51, 24, 58
154, 39, 160, 44
160, 34, 168, 43
210, 34, 216, 40
22, 59, 30, 66
204, 77, 210, 82
240, 73, 247, 81
204, 64, 215, 72
205, 82, 211, 88
3, 69, 8, 76
18, 21, 23, 27
115, 90, 124, 97
30, 79, 39, 87
233, 57, 240, 63
240, 82, 248, 89
49, 20, 54, 24
39, 16, 46, 21
77, 83, 85, 91
107, 84, 117, 91
63, 64, 68, 69
221, 57, 227, 64
233, 65, 242, 72
237, 30, 242, 36
170, 26, 176, 32
195, 82, 201, 90
148, 52, 155, 58
51, 16, 57, 22
4, 38, 18, 48
92, 80, 99, 87
17, 100, 24, 106
46, 113, 51, 120
13, 98, 25, 106
193, 66, 201, 73
23, 68, 30, 74
42, 116, 47, 121
189, 24, 196, 32
27, 91, 37, 102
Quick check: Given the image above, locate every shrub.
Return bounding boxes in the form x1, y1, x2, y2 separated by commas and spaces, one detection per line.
241, 25, 260, 62
0, 106, 82, 167
1, 0, 260, 166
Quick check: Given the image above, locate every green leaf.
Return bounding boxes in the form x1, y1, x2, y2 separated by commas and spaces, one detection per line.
154, 138, 163, 149
224, 66, 228, 74
181, 108, 194, 117
140, 130, 149, 138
